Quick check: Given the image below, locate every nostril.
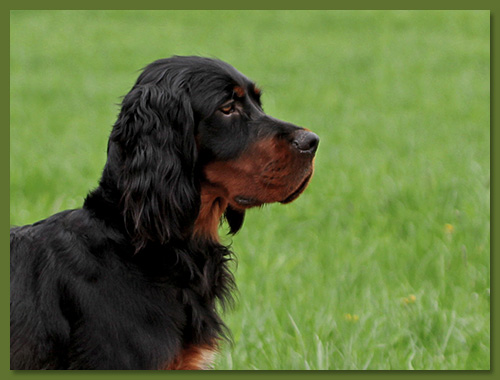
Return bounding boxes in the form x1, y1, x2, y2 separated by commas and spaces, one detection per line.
292, 131, 320, 154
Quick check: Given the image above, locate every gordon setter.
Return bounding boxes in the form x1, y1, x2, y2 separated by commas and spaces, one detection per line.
10, 56, 319, 370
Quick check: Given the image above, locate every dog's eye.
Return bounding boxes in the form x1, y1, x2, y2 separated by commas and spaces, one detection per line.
220, 101, 236, 115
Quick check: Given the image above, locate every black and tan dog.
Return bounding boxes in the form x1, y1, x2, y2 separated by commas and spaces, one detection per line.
10, 56, 319, 370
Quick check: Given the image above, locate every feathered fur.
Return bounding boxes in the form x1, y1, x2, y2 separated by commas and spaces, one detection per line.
10, 56, 318, 370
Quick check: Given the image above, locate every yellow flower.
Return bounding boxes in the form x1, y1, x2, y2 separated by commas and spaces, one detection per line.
402, 294, 417, 305
344, 313, 359, 323
445, 224, 454, 234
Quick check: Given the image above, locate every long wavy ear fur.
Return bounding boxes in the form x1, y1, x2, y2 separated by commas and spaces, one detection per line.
110, 83, 200, 250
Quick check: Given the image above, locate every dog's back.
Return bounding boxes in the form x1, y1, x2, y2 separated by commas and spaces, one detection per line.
11, 211, 83, 369
10, 209, 192, 369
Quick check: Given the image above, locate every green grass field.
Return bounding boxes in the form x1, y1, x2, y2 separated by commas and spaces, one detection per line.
10, 10, 490, 370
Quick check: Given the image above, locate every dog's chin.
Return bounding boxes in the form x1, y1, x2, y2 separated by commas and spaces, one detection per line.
279, 172, 313, 204
232, 171, 313, 209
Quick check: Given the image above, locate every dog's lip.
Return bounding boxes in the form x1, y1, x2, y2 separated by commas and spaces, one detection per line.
234, 196, 262, 207
233, 170, 313, 207
279, 172, 312, 204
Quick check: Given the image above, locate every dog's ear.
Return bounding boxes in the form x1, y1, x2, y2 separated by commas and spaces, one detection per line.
224, 206, 245, 235
111, 84, 200, 250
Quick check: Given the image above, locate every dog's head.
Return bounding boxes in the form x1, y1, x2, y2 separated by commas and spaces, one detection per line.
108, 56, 319, 247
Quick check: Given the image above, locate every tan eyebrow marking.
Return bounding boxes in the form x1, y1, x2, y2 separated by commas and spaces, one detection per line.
233, 85, 245, 98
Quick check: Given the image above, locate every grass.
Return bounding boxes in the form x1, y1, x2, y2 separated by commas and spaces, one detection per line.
10, 10, 490, 370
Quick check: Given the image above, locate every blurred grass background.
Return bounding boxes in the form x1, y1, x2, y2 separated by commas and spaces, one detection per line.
10, 10, 489, 370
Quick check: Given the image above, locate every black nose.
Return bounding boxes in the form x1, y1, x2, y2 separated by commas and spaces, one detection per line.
292, 130, 320, 155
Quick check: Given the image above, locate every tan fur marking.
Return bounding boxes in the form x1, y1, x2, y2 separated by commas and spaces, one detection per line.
193, 136, 314, 240
203, 137, 313, 210
165, 344, 217, 370
193, 185, 228, 242
233, 85, 245, 98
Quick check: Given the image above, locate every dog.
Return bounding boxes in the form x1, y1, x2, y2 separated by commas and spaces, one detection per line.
10, 56, 319, 370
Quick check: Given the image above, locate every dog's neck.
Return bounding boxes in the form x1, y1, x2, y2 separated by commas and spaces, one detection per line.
193, 184, 228, 242
85, 161, 233, 247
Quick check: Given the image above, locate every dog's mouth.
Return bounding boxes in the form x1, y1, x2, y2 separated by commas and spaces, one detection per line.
233, 171, 313, 208
279, 171, 313, 204
234, 196, 261, 207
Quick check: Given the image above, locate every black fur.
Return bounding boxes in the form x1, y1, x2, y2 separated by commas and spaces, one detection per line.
10, 56, 318, 370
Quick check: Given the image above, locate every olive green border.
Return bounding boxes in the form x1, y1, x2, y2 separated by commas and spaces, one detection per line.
4, 1, 497, 379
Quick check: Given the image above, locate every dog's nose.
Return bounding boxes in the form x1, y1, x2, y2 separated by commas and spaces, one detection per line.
292, 130, 320, 155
